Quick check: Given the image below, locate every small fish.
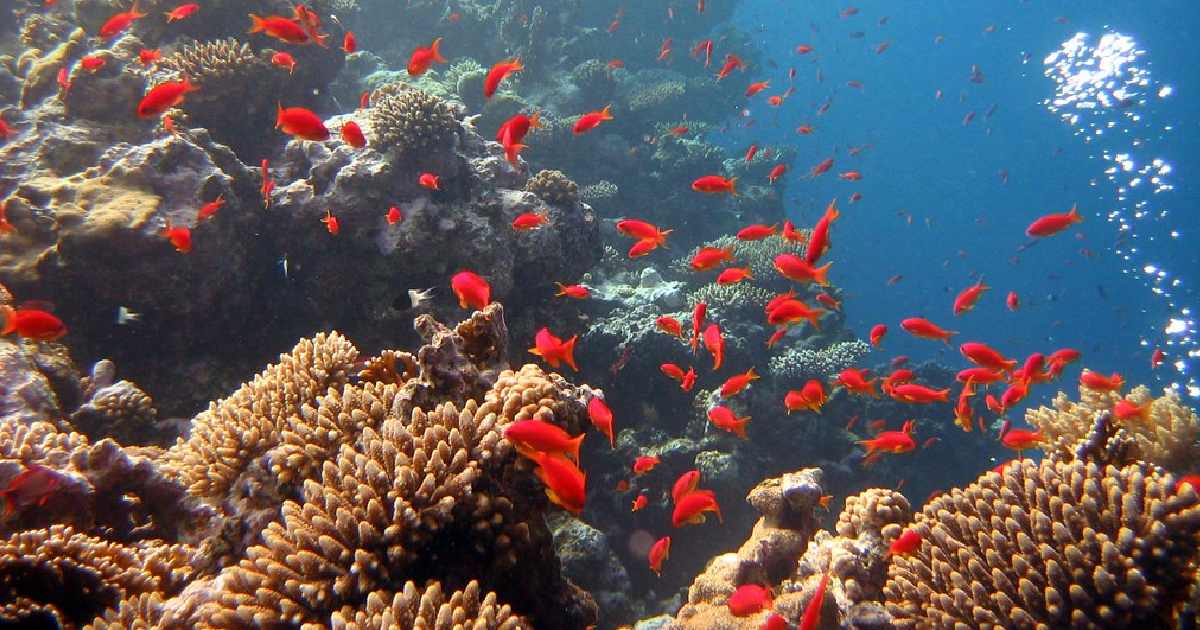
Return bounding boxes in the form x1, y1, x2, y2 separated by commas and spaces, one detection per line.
648, 536, 671, 575
386, 206, 404, 225
785, 379, 826, 414
1006, 291, 1019, 311
320, 209, 339, 235
485, 58, 524, 98
900, 317, 957, 343
137, 79, 198, 119
632, 455, 660, 475
737, 224, 778, 241
656, 316, 684, 339
767, 164, 787, 183
691, 175, 738, 195
838, 170, 862, 181
727, 584, 772, 617
408, 37, 447, 76
164, 3, 199, 22
953, 278, 990, 316
632, 494, 649, 512
555, 283, 589, 299
100, 2, 146, 39
672, 488, 721, 527
503, 419, 584, 463
719, 367, 759, 398
870, 324, 887, 347
889, 529, 922, 556
56, 67, 71, 93
774, 254, 831, 286
0, 464, 63, 515
271, 51, 298, 73
248, 13, 323, 46
716, 267, 753, 285
531, 451, 586, 514
707, 405, 750, 438
1080, 369, 1123, 392
798, 574, 831, 630
1000, 428, 1042, 454
835, 368, 878, 397
512, 210, 550, 230
1113, 398, 1152, 422
587, 396, 615, 447
745, 81, 770, 97
529, 326, 579, 372
340, 121, 366, 148
115, 306, 141, 325
451, 271, 491, 310
1026, 204, 1083, 237
276, 105, 330, 141
804, 198, 838, 264
196, 194, 224, 221
161, 222, 192, 253
1151, 348, 1165, 369
691, 246, 735, 271
418, 172, 440, 190
890, 383, 951, 404
702, 323, 724, 370
672, 470, 701, 504
859, 420, 916, 465
342, 31, 357, 53
1, 306, 67, 340
573, 105, 613, 134
137, 48, 161, 65
80, 55, 107, 72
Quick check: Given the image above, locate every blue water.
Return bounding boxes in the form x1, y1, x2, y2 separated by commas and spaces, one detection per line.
722, 0, 1199, 406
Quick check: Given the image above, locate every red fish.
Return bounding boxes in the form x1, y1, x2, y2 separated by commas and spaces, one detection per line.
196, 194, 224, 221
672, 488, 722, 527
691, 246, 735, 271
276, 105, 330, 140
137, 48, 161, 65
889, 529, 922, 556
271, 51, 297, 73
0, 464, 63, 515
496, 112, 542, 146
658, 37, 673, 62
737, 224, 778, 241
632, 494, 648, 512
1176, 476, 1200, 494
785, 379, 826, 413
574, 105, 613, 134
386, 206, 404, 225
633, 455, 660, 475
672, 470, 701, 504
164, 3, 199, 22
680, 367, 697, 391
691, 302, 707, 352
744, 144, 759, 162
799, 573, 831, 630
529, 327, 579, 372
555, 283, 588, 299
954, 380, 976, 432
900, 317, 957, 343
808, 157, 834, 178
656, 316, 684, 339
870, 324, 887, 347
340, 121, 366, 148
692, 175, 738, 195
817, 291, 840, 309
720, 368, 759, 398
716, 54, 744, 80
648, 536, 671, 575
782, 220, 805, 243
100, 2, 146, 38
408, 38, 447, 76
320, 209, 339, 235
248, 14, 321, 46
796, 124, 814, 134
137, 79, 198, 118
1080, 369, 1123, 392
616, 219, 672, 245
703, 323, 725, 370
766, 299, 822, 329
628, 239, 659, 258
1046, 348, 1081, 377
728, 584, 772, 617
745, 81, 770, 97
690, 39, 714, 67
260, 159, 274, 207
717, 267, 753, 285
1012, 353, 1050, 386
774, 254, 831, 285
503, 419, 584, 463
767, 95, 784, 106
532, 451, 586, 514
960, 342, 1016, 372
661, 363, 685, 383
342, 31, 357, 54
587, 396, 615, 447
838, 170, 862, 181
708, 405, 749, 438
417, 172, 440, 190
767, 164, 787, 183
1151, 348, 1165, 369
890, 383, 950, 404
795, 44, 814, 54
1026, 204, 1083, 237
80, 55, 106, 72
512, 210, 549, 231
953, 278, 989, 315
836, 368, 877, 397
1, 306, 66, 340
160, 221, 192, 252
804, 199, 838, 264
1000, 428, 1042, 454
485, 58, 523, 98
0, 200, 15, 234
450, 270, 491, 309
668, 125, 689, 136
1113, 398, 1152, 422
56, 67, 71, 93
956, 367, 1005, 384
1006, 291, 1019, 311
859, 420, 916, 464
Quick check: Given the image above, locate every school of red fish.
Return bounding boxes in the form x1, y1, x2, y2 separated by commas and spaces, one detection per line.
0, 2, 1175, 623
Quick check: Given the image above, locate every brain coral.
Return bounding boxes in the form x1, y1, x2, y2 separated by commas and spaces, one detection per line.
368, 83, 460, 159
884, 457, 1200, 628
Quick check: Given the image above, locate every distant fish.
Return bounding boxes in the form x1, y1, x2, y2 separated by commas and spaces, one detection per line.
116, 306, 141, 325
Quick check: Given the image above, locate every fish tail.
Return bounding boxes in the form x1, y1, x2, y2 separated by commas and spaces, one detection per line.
503, 142, 525, 165
1069, 203, 1083, 223
248, 13, 265, 33
562, 336, 579, 372
0, 305, 15, 335
600, 104, 613, 119
814, 261, 832, 285
430, 37, 447, 63
807, 312, 821, 331
568, 433, 585, 464
728, 177, 738, 196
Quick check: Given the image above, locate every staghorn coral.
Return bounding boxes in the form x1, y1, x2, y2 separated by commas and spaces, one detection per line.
579, 179, 618, 201
687, 282, 775, 322
369, 83, 460, 159
883, 457, 1200, 628
70, 380, 159, 446
767, 340, 870, 381
1028, 384, 1200, 472
330, 580, 527, 629
525, 169, 580, 205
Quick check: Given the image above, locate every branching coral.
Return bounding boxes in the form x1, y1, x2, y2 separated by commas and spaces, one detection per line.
329, 579, 527, 629
883, 457, 1200, 628
675, 234, 809, 281
767, 340, 870, 381
525, 169, 580, 205
687, 282, 775, 322
369, 83, 460, 159
1027, 384, 1200, 472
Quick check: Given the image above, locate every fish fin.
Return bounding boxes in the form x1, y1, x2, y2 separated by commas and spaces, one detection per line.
568, 433, 585, 464
0, 305, 15, 336
248, 13, 265, 33
814, 261, 832, 286
728, 177, 738, 196
430, 37, 447, 63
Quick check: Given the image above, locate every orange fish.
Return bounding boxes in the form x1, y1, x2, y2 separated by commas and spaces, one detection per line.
196, 194, 224, 221
798, 573, 831, 630
716, 54, 744, 80
1046, 348, 1081, 377
953, 278, 989, 316
672, 470, 701, 503
1026, 204, 1083, 237
342, 31, 357, 54
702, 323, 724, 370
680, 367, 697, 391
716, 267, 753, 285
859, 420, 916, 465
0, 200, 16, 234
658, 37, 673, 62
633, 455, 661, 475
1113, 398, 1152, 422
648, 536, 671, 575
889, 529, 922, 556
632, 494, 649, 512
691, 302, 707, 351
956, 367, 1005, 385
100, 2, 146, 38
532, 451, 586, 514
816, 291, 843, 309
668, 125, 689, 136
271, 51, 298, 73
484, 58, 523, 98
320, 209, 339, 235
954, 380, 976, 432
248, 14, 321, 46
835, 368, 877, 397
574, 105, 613, 134
56, 67, 71, 93
660, 363, 685, 383
276, 105, 330, 141
340, 121, 366, 148
1151, 348, 1164, 369
1, 306, 66, 341
890, 383, 950, 404
161, 222, 192, 253
260, 159, 274, 207
672, 488, 721, 527
164, 3, 199, 22
1007, 290, 1021, 311
408, 38, 447, 76
727, 584, 772, 617
1080, 369, 1123, 391
1012, 353, 1050, 386
767, 164, 787, 183
513, 210, 550, 230
496, 112, 542, 146
767, 94, 784, 106
529, 327, 579, 372
503, 419, 585, 463
881, 369, 915, 397
691, 175, 738, 195
80, 55, 106, 72
707, 405, 749, 439
628, 239, 659, 258
0, 463, 62, 515
555, 283, 589, 299
774, 253, 831, 285
418, 172, 440, 190
737, 224, 777, 241
804, 198, 838, 264
386, 206, 404, 225
959, 342, 1016, 372
137, 79, 198, 118
137, 48, 161, 65
450, 270, 491, 309
785, 379, 826, 413
616, 219, 672, 245
838, 170, 862, 181
587, 396, 616, 447
869, 324, 887, 347
745, 81, 770, 97
719, 368, 759, 398
900, 317, 957, 343
690, 246, 735, 271
766, 299, 822, 329
656, 316, 684, 338
1000, 428, 1042, 454
796, 124, 814, 134
781, 219, 806, 243
808, 157, 835, 178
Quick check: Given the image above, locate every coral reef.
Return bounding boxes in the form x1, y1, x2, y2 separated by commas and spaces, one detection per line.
1028, 384, 1200, 472
525, 168, 581, 206
368, 83, 461, 161
767, 340, 871, 381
